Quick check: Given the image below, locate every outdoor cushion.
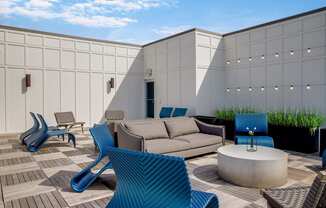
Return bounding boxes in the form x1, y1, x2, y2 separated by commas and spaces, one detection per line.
164, 117, 200, 138
145, 138, 191, 153
175, 133, 222, 148
125, 120, 169, 140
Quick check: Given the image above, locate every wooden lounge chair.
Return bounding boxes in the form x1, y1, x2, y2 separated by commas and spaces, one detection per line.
262, 171, 326, 208
54, 111, 85, 133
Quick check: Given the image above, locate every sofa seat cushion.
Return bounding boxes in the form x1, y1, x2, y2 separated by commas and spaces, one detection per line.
164, 117, 200, 138
124, 120, 169, 140
145, 138, 191, 154
175, 133, 222, 149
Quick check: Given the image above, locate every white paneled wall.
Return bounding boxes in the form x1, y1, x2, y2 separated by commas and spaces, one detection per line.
0, 27, 144, 133
144, 31, 197, 116
195, 31, 224, 116
223, 11, 326, 115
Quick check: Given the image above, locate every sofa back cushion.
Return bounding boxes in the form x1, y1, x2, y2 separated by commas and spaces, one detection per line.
124, 120, 169, 140
164, 117, 200, 138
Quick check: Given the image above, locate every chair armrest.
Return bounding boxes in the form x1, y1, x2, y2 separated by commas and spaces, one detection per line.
195, 119, 225, 145
117, 123, 145, 151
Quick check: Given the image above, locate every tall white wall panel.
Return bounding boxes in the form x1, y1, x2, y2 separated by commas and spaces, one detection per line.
5, 69, 26, 132
0, 27, 144, 133
25, 69, 43, 127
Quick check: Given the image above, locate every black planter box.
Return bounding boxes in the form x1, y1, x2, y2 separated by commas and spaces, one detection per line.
215, 119, 235, 140
268, 125, 320, 153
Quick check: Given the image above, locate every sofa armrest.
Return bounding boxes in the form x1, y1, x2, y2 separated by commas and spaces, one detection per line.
195, 119, 225, 145
117, 123, 145, 151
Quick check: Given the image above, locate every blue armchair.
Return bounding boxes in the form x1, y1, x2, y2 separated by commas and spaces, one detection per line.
159, 107, 174, 118
106, 147, 219, 208
235, 113, 274, 148
70, 123, 114, 192
172, 107, 188, 117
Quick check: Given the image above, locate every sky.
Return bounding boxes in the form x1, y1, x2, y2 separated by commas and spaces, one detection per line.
0, 0, 325, 45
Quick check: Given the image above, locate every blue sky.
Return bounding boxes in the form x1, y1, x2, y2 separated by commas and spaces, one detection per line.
0, 0, 325, 44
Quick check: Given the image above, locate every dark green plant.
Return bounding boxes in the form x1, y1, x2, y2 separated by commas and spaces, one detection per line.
215, 108, 325, 135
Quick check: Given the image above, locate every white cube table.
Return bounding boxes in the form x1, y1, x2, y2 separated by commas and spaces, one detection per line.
217, 145, 288, 188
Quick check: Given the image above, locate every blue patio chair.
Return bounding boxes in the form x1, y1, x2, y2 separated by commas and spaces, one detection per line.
70, 123, 114, 192
235, 113, 274, 148
322, 149, 326, 169
172, 107, 188, 117
20, 112, 40, 145
159, 107, 174, 118
106, 147, 219, 208
24, 114, 76, 152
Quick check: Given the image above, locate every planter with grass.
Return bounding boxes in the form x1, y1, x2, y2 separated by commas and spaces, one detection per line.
215, 108, 325, 153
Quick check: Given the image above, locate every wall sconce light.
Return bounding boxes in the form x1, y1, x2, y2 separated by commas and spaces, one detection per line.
306, 84, 311, 90
290, 50, 294, 55
307, 48, 311, 53
25, 74, 31, 88
275, 52, 279, 58
107, 78, 115, 93
260, 86, 265, 91
261, 55, 265, 60
237, 59, 241, 63
249, 86, 253, 92
249, 57, 252, 61
236, 87, 241, 92
226, 88, 230, 92
274, 85, 279, 91
290, 85, 294, 90
226, 60, 230, 64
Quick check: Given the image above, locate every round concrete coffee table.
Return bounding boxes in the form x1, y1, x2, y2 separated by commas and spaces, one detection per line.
217, 145, 288, 188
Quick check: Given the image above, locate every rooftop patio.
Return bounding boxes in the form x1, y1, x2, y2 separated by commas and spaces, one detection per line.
0, 128, 322, 208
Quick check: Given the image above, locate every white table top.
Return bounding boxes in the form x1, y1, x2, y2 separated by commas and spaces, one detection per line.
217, 145, 288, 161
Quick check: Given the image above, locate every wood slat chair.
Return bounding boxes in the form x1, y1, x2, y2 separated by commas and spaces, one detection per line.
262, 171, 326, 208
54, 111, 85, 133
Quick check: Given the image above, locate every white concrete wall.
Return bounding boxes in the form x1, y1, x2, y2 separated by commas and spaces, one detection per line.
144, 31, 197, 116
0, 27, 144, 133
195, 31, 224, 116
223, 11, 326, 115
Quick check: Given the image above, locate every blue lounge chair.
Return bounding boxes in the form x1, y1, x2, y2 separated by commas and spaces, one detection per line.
322, 149, 326, 168
70, 123, 114, 192
24, 114, 76, 152
20, 112, 40, 145
235, 113, 274, 148
172, 107, 188, 117
159, 107, 174, 118
106, 147, 219, 208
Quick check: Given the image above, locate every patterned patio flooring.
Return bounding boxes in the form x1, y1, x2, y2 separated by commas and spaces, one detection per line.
0, 130, 322, 208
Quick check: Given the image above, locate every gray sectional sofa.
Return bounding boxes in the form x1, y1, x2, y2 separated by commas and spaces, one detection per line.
117, 117, 225, 158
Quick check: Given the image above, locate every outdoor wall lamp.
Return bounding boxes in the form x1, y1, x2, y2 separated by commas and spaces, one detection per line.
107, 78, 115, 93
275, 53, 279, 58
307, 48, 311, 53
261, 55, 265, 60
290, 85, 294, 90
274, 85, 279, 91
306, 84, 311, 90
236, 87, 241, 92
249, 86, 253, 92
237, 59, 241, 63
260, 86, 265, 91
249, 57, 252, 61
25, 74, 31, 88
226, 60, 230, 64
290, 50, 294, 55
226, 88, 230, 92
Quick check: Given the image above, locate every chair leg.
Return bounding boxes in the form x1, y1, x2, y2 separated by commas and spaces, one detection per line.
81, 124, 84, 134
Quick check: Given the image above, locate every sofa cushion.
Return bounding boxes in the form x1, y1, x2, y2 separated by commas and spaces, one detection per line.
145, 138, 191, 154
164, 117, 200, 138
175, 133, 222, 148
124, 120, 169, 140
